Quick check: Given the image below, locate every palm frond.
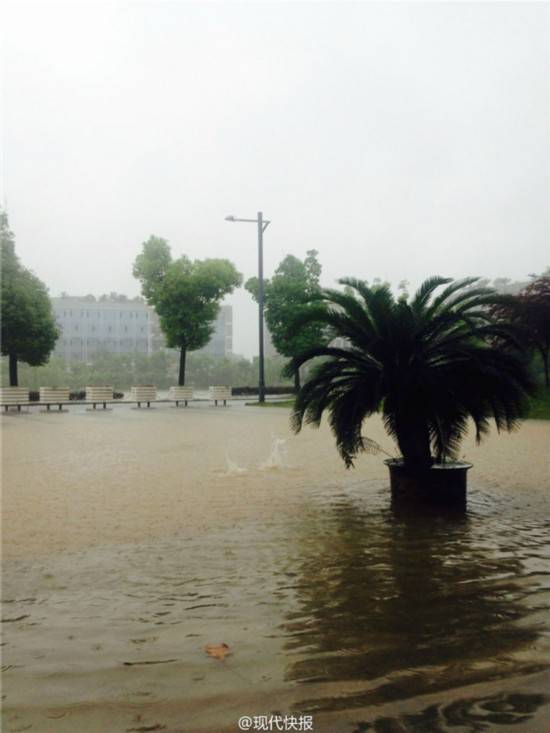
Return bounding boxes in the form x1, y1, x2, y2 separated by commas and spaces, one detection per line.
411, 276, 452, 312
290, 275, 535, 470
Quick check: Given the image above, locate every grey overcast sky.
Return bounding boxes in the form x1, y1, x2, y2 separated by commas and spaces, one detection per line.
2, 1, 549, 357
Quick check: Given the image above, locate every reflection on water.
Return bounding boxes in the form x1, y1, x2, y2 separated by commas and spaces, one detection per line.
352, 692, 548, 732
281, 491, 550, 720
287, 505, 531, 676
3, 482, 549, 732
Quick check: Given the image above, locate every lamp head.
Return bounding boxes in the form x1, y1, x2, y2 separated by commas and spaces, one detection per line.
225, 215, 236, 221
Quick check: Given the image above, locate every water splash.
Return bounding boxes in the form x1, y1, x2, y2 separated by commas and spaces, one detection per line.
259, 436, 289, 470
224, 452, 247, 475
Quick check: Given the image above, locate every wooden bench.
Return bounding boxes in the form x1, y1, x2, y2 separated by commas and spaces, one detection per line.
0, 387, 30, 412
169, 386, 194, 407
130, 386, 157, 408
85, 386, 114, 410
209, 386, 232, 406
39, 387, 71, 411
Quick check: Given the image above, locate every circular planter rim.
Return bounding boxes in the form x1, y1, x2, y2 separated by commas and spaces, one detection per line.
384, 458, 473, 471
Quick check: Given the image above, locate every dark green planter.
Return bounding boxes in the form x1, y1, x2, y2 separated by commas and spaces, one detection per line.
385, 458, 472, 508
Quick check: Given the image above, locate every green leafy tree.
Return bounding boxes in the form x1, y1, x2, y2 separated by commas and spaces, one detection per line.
246, 250, 327, 390
1, 211, 59, 386
289, 276, 535, 471
492, 272, 550, 387
521, 275, 550, 387
133, 236, 242, 385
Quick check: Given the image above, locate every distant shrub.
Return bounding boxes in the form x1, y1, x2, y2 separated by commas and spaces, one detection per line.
232, 386, 295, 396
70, 390, 124, 400
28, 390, 124, 402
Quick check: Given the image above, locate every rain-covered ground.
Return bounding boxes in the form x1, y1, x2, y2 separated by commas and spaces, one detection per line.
2, 403, 549, 732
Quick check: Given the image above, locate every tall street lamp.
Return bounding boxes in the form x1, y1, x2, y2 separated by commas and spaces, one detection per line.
225, 212, 271, 403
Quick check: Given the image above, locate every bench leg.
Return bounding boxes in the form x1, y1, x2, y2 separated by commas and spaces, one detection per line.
185, 400, 188, 407
147, 401, 150, 408
103, 402, 106, 410
93, 403, 96, 410
58, 404, 62, 411
18, 405, 21, 412
47, 404, 51, 411
176, 401, 179, 408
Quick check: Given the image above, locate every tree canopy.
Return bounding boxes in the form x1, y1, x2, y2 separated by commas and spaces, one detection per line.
133, 236, 242, 385
1, 211, 59, 386
246, 250, 327, 388
492, 271, 550, 386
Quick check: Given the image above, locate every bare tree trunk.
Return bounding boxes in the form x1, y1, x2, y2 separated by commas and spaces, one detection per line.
294, 369, 301, 393
178, 347, 187, 386
9, 353, 18, 387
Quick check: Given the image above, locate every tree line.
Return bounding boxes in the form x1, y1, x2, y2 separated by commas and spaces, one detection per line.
1, 351, 291, 392
1, 209, 549, 391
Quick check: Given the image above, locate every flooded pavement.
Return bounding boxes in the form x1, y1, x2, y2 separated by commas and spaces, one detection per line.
2, 404, 550, 732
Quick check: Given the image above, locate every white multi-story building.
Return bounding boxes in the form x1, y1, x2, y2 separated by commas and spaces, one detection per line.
51, 296, 233, 362
200, 304, 233, 359
52, 297, 151, 362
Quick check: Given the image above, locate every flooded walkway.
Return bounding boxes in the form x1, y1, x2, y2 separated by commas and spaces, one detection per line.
2, 405, 550, 732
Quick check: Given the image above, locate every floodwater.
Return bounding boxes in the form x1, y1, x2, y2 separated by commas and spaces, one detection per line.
2, 403, 550, 733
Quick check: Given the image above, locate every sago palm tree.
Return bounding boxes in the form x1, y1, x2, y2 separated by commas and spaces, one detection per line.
289, 277, 535, 471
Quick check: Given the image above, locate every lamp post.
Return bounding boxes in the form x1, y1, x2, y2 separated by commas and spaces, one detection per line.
225, 212, 271, 403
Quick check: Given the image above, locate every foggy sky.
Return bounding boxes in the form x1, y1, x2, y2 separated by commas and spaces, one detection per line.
3, 2, 549, 357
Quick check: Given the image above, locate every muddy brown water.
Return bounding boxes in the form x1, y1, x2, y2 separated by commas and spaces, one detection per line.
2, 404, 549, 732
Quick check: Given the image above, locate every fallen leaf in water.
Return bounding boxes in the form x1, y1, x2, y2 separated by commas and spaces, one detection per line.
204, 642, 231, 660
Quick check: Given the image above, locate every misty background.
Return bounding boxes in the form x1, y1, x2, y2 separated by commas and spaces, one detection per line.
2, 1, 549, 357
